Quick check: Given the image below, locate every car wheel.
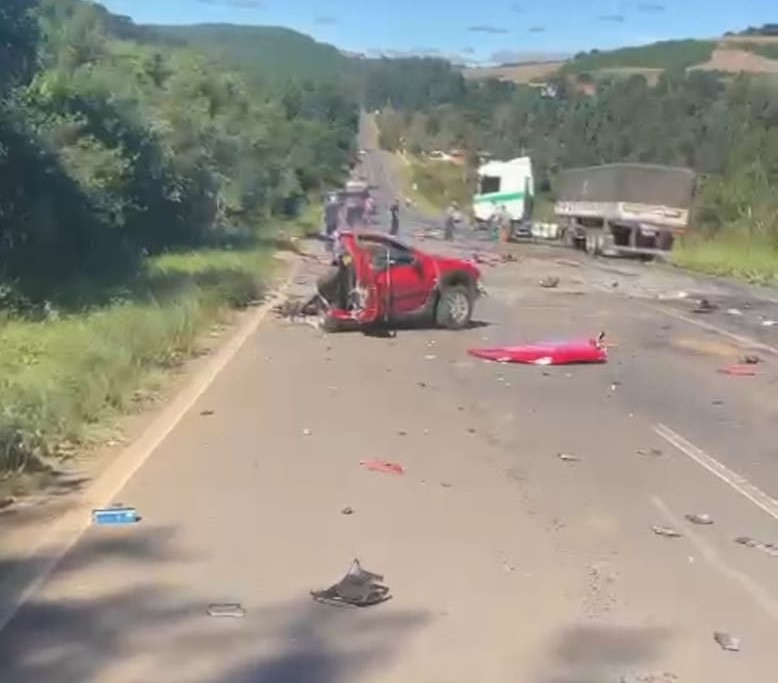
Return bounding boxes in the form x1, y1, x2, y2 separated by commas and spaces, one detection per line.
435, 285, 474, 330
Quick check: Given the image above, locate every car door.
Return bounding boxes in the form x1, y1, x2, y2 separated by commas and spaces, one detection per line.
365, 239, 429, 315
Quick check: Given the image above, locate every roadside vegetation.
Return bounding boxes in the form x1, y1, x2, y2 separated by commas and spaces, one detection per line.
0, 0, 356, 477
731, 42, 778, 61
371, 56, 778, 280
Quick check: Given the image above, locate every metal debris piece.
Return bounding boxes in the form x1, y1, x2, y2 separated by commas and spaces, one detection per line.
207, 603, 245, 618
637, 448, 664, 458
302, 428, 313, 436
741, 354, 761, 365
735, 536, 778, 557
558, 452, 580, 462
538, 276, 560, 288
200, 409, 215, 417
652, 525, 682, 538
762, 319, 777, 327
685, 513, 714, 525
341, 506, 354, 516
692, 298, 716, 314
726, 308, 743, 316
397, 430, 408, 436
311, 559, 391, 608
713, 631, 741, 652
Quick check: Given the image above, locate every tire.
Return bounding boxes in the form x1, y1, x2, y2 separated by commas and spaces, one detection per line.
435, 284, 474, 330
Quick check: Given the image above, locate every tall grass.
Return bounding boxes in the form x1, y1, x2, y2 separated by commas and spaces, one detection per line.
672, 234, 778, 284
0, 246, 274, 477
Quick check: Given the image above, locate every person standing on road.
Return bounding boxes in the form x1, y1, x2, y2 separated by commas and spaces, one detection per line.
324, 193, 339, 238
389, 199, 400, 236
444, 201, 461, 241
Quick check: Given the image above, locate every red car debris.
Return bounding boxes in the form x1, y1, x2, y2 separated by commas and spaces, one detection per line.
468, 333, 608, 365
319, 231, 484, 331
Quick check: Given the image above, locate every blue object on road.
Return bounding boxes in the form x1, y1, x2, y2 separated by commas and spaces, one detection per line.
92, 506, 140, 525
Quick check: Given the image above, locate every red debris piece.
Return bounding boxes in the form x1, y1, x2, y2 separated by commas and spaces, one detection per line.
360, 459, 406, 476
468, 334, 607, 366
718, 364, 757, 377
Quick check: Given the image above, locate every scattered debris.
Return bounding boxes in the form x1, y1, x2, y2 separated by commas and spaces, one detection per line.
713, 631, 741, 652
302, 428, 313, 436
469, 332, 607, 365
558, 452, 580, 462
467, 427, 477, 435
735, 536, 778, 557
360, 459, 405, 476
761, 319, 777, 327
538, 276, 560, 288
0, 497, 15, 511
652, 525, 682, 538
741, 354, 761, 365
726, 307, 743, 316
200, 409, 215, 417
712, 399, 725, 406
620, 673, 678, 683
718, 364, 757, 377
692, 298, 717, 314
207, 603, 246, 618
417, 381, 427, 388
637, 448, 664, 458
685, 513, 714, 525
341, 506, 354, 516
92, 506, 140, 525
311, 559, 391, 607
441, 482, 453, 488
657, 290, 688, 300
424, 355, 437, 360
397, 430, 408, 436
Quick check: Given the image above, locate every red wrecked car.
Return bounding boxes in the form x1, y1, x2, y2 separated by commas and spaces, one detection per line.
316, 231, 484, 331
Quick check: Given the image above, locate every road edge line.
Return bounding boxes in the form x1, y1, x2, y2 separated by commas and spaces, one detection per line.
0, 257, 301, 634
654, 423, 778, 523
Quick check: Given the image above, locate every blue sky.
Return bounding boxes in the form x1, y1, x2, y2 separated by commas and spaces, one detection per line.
102, 0, 777, 63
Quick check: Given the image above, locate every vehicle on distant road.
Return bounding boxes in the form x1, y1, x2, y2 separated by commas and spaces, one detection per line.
318, 231, 483, 331
472, 156, 534, 237
554, 163, 697, 258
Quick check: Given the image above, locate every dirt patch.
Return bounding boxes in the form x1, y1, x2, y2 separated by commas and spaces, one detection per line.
463, 61, 564, 84
691, 46, 778, 74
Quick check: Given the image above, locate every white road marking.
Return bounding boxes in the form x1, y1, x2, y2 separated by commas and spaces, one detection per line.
0, 260, 300, 634
651, 495, 778, 621
654, 423, 778, 522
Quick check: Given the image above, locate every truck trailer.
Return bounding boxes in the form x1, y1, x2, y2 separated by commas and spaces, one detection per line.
554, 163, 696, 257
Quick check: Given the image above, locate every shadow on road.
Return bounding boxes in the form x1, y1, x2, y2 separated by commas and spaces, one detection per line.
536, 623, 672, 683
0, 526, 428, 683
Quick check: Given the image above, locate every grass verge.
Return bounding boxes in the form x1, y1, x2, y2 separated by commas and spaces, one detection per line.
396, 155, 472, 215
0, 242, 280, 486
671, 234, 778, 284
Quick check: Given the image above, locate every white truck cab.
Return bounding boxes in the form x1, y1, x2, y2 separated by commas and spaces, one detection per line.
472, 157, 534, 228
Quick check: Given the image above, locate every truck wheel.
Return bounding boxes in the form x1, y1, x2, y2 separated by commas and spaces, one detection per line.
435, 285, 474, 330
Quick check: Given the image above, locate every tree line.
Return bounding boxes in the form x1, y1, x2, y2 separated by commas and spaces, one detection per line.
0, 0, 358, 306
368, 57, 778, 244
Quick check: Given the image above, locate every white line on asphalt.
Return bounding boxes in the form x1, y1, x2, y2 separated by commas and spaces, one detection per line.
654, 423, 778, 522
651, 495, 778, 621
0, 259, 300, 635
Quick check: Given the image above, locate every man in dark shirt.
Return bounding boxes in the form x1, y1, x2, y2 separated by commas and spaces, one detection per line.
389, 200, 400, 236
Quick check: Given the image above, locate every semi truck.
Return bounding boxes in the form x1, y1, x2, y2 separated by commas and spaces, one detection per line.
472, 157, 534, 236
554, 163, 697, 257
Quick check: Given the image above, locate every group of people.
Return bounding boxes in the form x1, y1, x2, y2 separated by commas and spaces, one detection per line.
324, 190, 402, 238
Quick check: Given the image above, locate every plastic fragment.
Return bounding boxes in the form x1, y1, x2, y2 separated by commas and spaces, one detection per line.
652, 525, 682, 538
741, 354, 761, 365
360, 459, 405, 476
468, 332, 607, 366
207, 603, 245, 618
92, 507, 140, 525
558, 453, 580, 462
685, 513, 714, 525
718, 364, 757, 377
713, 631, 741, 652
302, 428, 313, 436
538, 276, 560, 288
726, 308, 743, 316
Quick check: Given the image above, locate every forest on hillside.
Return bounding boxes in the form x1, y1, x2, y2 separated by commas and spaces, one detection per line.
372, 61, 778, 244
0, 0, 358, 307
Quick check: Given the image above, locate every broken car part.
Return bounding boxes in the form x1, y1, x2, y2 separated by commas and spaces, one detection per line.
92, 507, 140, 525
713, 631, 741, 652
207, 603, 246, 618
468, 332, 607, 365
311, 559, 391, 607
685, 513, 714, 525
360, 458, 405, 476
735, 536, 778, 557
652, 525, 682, 538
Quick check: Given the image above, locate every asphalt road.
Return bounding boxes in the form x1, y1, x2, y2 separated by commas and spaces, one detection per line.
2, 123, 778, 683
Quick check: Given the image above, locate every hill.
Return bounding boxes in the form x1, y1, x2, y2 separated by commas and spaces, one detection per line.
146, 23, 351, 83
464, 35, 778, 84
